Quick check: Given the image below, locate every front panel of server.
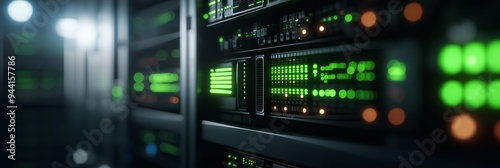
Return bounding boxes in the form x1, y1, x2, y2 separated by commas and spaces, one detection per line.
128, 0, 183, 167
199, 0, 500, 167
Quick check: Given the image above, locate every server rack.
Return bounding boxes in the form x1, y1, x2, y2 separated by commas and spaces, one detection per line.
126, 0, 191, 167
196, 0, 500, 167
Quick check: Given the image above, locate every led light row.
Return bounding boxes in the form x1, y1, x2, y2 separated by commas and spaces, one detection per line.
440, 80, 500, 109
439, 40, 500, 75
210, 67, 233, 95
270, 65, 308, 74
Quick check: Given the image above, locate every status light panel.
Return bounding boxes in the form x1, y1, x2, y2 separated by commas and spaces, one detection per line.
438, 39, 500, 110
210, 67, 234, 95
270, 48, 379, 119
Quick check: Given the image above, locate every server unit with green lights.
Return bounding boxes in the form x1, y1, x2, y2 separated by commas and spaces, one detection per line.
198, 0, 500, 167
129, 0, 181, 113
128, 0, 183, 167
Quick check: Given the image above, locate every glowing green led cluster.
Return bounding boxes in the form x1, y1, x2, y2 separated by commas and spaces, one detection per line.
149, 73, 179, 83
272, 74, 308, 81
133, 72, 145, 92
150, 83, 180, 93
489, 80, 500, 109
322, 14, 341, 22
356, 72, 375, 81
439, 40, 500, 75
210, 67, 233, 95
271, 88, 308, 95
242, 156, 259, 166
440, 79, 500, 109
159, 142, 179, 156
311, 89, 375, 100
387, 60, 406, 81
112, 86, 123, 100
317, 61, 375, 83
148, 73, 180, 93
271, 64, 308, 81
153, 11, 175, 27
438, 40, 500, 109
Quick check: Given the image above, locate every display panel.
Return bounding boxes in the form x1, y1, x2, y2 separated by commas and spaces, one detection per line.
269, 48, 380, 120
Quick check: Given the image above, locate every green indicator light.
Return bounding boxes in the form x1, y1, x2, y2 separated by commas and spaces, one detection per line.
488, 80, 500, 109
440, 80, 463, 107
345, 14, 353, 22
112, 86, 123, 100
328, 17, 332, 21
349, 61, 357, 68
322, 18, 326, 22
319, 90, 325, 97
333, 15, 338, 20
464, 80, 486, 109
150, 84, 180, 93
357, 63, 366, 72
366, 72, 375, 81
149, 73, 179, 83
347, 67, 355, 74
313, 64, 318, 68
208, 1, 216, 6
134, 83, 144, 92
219, 37, 224, 43
160, 142, 179, 156
339, 90, 347, 98
365, 61, 375, 70
347, 89, 355, 99
143, 131, 155, 143
156, 50, 168, 61
210, 89, 232, 94
356, 73, 365, 81
387, 60, 406, 81
487, 40, 500, 73
215, 68, 232, 72
325, 90, 330, 97
313, 89, 318, 96
134, 72, 145, 82
238, 33, 241, 37
203, 14, 209, 20
464, 42, 486, 74
154, 12, 175, 26
356, 90, 364, 100
329, 89, 336, 97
